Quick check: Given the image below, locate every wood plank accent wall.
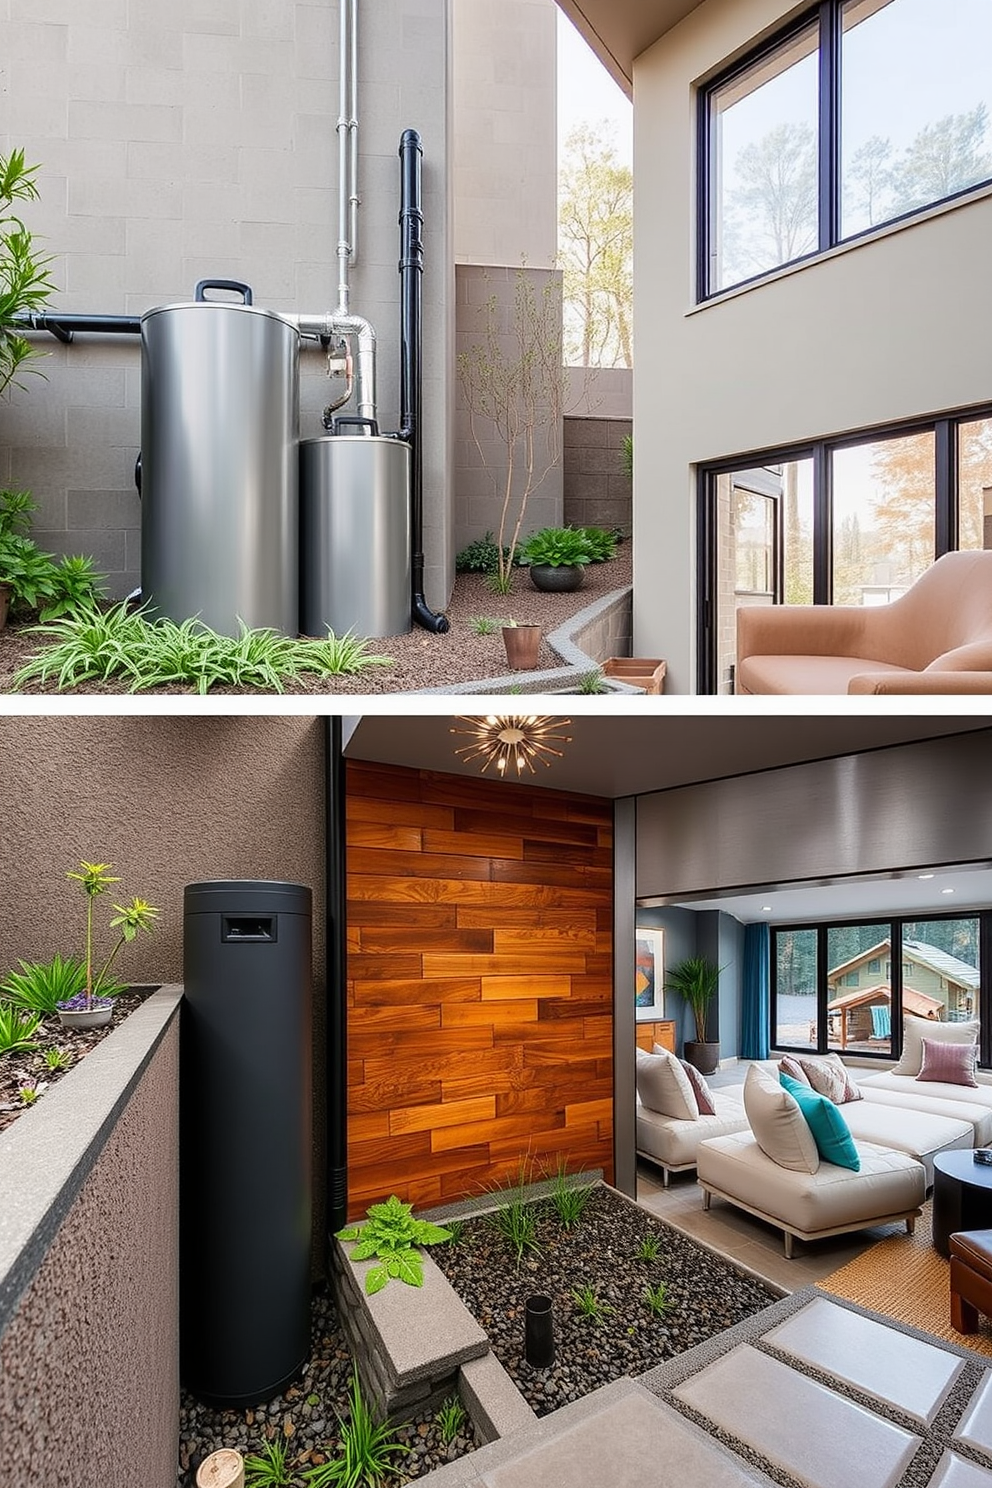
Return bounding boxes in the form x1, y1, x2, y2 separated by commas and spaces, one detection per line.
345, 759, 615, 1216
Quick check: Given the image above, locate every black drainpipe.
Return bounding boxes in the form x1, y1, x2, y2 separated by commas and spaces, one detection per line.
398, 128, 449, 633
325, 716, 349, 1243
12, 310, 141, 342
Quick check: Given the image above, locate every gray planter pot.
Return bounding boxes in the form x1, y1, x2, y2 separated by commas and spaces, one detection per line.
528, 563, 585, 594
684, 1039, 720, 1076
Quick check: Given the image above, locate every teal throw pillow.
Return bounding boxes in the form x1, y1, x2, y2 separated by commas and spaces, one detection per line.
779, 1072, 860, 1172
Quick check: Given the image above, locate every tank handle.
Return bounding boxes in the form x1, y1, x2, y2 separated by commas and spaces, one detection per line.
332, 416, 379, 437
195, 279, 254, 305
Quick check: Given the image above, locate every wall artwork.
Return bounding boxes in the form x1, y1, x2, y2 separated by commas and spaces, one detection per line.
635, 927, 664, 1020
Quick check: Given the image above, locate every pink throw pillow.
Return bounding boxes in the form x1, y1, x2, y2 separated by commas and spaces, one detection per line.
917, 1037, 979, 1087
778, 1056, 810, 1086
679, 1059, 716, 1116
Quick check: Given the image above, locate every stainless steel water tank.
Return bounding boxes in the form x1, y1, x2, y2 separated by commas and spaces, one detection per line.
140, 280, 300, 636
300, 430, 412, 637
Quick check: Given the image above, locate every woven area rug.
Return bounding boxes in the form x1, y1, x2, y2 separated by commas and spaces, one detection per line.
819, 1202, 992, 1358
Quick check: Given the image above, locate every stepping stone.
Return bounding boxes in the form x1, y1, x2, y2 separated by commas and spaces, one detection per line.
672, 1344, 920, 1488
485, 1384, 771, 1488
954, 1371, 992, 1457
930, 1451, 992, 1488
764, 1296, 962, 1426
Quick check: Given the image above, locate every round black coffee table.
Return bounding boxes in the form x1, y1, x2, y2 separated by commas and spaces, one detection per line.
932, 1149, 992, 1257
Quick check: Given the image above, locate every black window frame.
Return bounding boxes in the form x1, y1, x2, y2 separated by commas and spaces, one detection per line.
771, 909, 989, 1066
697, 400, 992, 694
697, 0, 992, 303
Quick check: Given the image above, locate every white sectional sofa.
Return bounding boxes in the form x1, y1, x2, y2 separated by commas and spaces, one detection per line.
694, 1021, 989, 1257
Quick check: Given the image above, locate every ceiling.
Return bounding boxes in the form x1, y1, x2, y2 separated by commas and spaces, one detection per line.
344, 715, 991, 801
344, 715, 992, 924
555, 0, 706, 91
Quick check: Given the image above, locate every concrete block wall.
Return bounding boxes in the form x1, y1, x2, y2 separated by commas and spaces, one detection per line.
0, 0, 454, 609
562, 416, 632, 536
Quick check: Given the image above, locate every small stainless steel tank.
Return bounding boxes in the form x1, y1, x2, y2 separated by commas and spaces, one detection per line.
140, 280, 300, 636
299, 426, 412, 638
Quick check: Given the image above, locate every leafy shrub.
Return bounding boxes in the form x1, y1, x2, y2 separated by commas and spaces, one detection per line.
519, 526, 593, 569
580, 525, 619, 563
455, 531, 521, 574
0, 490, 105, 617
337, 1194, 452, 1295
0, 953, 105, 1014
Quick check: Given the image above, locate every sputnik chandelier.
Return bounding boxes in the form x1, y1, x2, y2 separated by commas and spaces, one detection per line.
450, 715, 572, 777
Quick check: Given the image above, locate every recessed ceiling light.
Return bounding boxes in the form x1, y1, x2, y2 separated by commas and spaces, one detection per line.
761, 905, 772, 912
941, 887, 955, 895
918, 873, 935, 880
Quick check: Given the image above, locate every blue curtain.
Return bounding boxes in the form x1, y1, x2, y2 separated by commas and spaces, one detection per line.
741, 921, 771, 1060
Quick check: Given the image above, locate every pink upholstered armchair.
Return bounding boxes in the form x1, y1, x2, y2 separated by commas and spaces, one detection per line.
736, 551, 992, 695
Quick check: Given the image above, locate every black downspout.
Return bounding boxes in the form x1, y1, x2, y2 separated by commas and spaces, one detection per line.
12, 311, 142, 342
325, 716, 349, 1243
398, 128, 449, 633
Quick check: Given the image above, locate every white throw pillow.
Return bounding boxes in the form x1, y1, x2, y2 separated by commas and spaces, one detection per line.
795, 1052, 863, 1105
635, 1046, 699, 1121
743, 1064, 819, 1174
891, 1014, 979, 1077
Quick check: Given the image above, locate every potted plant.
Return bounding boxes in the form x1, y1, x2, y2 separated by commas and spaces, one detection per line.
55, 861, 160, 1029
521, 526, 593, 593
501, 617, 542, 670
665, 956, 722, 1075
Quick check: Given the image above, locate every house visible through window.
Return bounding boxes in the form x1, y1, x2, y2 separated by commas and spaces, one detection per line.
700, 0, 992, 298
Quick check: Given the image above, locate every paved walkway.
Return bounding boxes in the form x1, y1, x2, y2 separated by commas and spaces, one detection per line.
417, 1288, 992, 1488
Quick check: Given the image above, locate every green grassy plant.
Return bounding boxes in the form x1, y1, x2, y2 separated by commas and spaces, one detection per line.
643, 1281, 674, 1317
304, 1369, 406, 1488
485, 1163, 542, 1265
0, 953, 94, 1014
337, 1194, 452, 1295
436, 1394, 468, 1445
12, 603, 393, 694
244, 1437, 293, 1488
572, 1285, 611, 1324
636, 1235, 661, 1263
17, 1077, 46, 1106
469, 615, 498, 635
0, 1004, 41, 1055
43, 1045, 71, 1072
547, 1159, 591, 1230
576, 668, 608, 694
444, 1218, 465, 1246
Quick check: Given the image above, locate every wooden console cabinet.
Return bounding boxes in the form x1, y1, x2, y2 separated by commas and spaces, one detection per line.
635, 1019, 676, 1054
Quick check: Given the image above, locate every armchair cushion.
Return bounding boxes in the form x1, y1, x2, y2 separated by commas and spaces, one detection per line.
743, 1064, 819, 1174
635, 1046, 698, 1120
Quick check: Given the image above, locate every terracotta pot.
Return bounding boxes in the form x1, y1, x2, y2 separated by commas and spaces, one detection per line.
502, 624, 542, 670
0, 582, 11, 631
528, 563, 585, 593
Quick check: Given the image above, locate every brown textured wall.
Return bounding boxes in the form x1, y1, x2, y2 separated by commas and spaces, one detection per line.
345, 760, 615, 1216
0, 715, 328, 1258
0, 1017, 179, 1488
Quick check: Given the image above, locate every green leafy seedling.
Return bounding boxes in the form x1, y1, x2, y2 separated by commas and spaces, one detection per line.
437, 1393, 468, 1445
337, 1194, 452, 1295
244, 1437, 293, 1488
644, 1281, 674, 1317
0, 1004, 41, 1055
304, 1369, 406, 1488
637, 1235, 661, 1263
572, 1284, 611, 1324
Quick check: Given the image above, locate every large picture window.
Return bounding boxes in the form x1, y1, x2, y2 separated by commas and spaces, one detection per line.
772, 911, 987, 1064
700, 0, 992, 298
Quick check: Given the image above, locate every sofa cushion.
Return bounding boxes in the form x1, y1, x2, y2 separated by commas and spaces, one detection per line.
743, 1064, 819, 1174
636, 1046, 698, 1121
679, 1058, 716, 1116
918, 1036, 979, 1087
839, 1097, 972, 1184
794, 1052, 863, 1105
891, 1013, 979, 1076
736, 654, 911, 696
780, 1073, 860, 1171
636, 1088, 748, 1170
854, 1073, 992, 1146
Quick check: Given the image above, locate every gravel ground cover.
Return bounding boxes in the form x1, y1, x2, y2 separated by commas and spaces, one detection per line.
0, 547, 630, 695
178, 1289, 477, 1487
0, 988, 154, 1135
431, 1183, 779, 1417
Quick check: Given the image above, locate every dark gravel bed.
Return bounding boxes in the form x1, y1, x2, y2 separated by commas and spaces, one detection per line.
178, 1289, 477, 1487
0, 548, 630, 695
431, 1184, 779, 1417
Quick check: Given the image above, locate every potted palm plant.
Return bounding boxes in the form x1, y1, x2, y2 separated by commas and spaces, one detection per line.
665, 956, 722, 1075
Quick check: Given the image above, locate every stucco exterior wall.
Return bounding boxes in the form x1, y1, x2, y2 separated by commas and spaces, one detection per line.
632, 0, 992, 691
0, 1000, 180, 1488
0, 0, 454, 611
